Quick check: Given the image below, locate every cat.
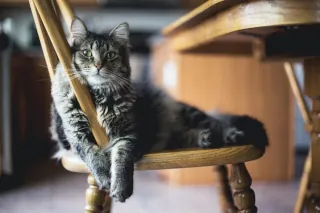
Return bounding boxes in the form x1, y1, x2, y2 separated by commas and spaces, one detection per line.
50, 17, 269, 203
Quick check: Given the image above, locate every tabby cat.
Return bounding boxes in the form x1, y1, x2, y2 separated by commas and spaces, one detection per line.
50, 17, 268, 202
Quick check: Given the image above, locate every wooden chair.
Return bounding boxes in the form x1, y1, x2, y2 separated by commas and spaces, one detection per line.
284, 63, 312, 213
29, 0, 265, 212
160, 0, 320, 212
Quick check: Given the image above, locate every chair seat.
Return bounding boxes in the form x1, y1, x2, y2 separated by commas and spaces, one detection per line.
61, 145, 264, 173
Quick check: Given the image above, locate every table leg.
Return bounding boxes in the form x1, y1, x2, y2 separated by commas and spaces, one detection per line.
303, 58, 320, 213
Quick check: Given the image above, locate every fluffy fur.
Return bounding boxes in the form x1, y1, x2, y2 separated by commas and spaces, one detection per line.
50, 17, 269, 202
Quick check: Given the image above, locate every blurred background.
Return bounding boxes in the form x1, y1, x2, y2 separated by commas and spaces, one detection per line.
0, 0, 310, 212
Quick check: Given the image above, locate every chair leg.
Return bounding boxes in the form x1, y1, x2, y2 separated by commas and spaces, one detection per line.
294, 151, 311, 213
284, 62, 312, 213
214, 165, 237, 213
230, 163, 257, 213
102, 195, 112, 213
302, 59, 320, 213
85, 174, 108, 213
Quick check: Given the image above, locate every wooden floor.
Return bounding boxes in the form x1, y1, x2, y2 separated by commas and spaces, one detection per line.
0, 155, 306, 213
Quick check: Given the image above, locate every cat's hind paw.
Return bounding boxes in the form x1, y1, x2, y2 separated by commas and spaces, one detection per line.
232, 115, 269, 149
199, 127, 246, 148
224, 127, 245, 145
198, 128, 224, 148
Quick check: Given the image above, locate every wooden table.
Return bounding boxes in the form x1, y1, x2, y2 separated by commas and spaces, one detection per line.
162, 0, 320, 212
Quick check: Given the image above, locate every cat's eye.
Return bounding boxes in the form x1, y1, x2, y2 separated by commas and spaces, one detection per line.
107, 51, 116, 59
82, 50, 92, 57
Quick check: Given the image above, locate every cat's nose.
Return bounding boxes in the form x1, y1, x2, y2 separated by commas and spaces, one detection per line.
95, 64, 102, 71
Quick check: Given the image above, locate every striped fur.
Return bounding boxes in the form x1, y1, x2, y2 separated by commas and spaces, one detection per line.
50, 17, 269, 203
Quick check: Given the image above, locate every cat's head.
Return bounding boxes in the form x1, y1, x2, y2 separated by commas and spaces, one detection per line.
69, 17, 131, 88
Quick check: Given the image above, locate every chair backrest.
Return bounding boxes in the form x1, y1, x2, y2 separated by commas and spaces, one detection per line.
29, 0, 109, 147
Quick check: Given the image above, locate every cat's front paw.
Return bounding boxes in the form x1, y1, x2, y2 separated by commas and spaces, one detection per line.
91, 166, 111, 190
110, 175, 133, 202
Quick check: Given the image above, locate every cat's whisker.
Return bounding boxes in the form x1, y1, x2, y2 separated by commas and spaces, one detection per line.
38, 64, 58, 72
111, 76, 131, 91
112, 73, 131, 85
110, 74, 132, 88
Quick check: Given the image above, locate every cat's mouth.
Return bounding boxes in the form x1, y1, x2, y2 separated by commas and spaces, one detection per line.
87, 73, 108, 84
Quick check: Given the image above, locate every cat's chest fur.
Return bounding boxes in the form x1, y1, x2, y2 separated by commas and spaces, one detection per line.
89, 85, 135, 132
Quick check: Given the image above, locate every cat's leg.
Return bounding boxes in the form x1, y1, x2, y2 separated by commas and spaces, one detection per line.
199, 114, 269, 149
86, 135, 137, 203
179, 103, 246, 148
54, 97, 112, 189
181, 127, 245, 149
198, 127, 245, 148
109, 138, 136, 202
95, 103, 138, 202
179, 103, 268, 149
210, 113, 269, 149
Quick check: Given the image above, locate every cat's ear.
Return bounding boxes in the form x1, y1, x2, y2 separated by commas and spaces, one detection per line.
70, 17, 88, 45
109, 22, 129, 45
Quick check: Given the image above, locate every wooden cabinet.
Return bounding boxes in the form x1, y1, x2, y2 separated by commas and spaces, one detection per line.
151, 39, 294, 185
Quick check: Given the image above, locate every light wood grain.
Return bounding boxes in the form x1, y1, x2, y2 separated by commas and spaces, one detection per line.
163, 0, 240, 35
62, 146, 264, 173
284, 62, 311, 124
30, 0, 109, 147
56, 0, 75, 28
163, 0, 320, 52
295, 151, 311, 213
29, 0, 57, 80
85, 174, 108, 213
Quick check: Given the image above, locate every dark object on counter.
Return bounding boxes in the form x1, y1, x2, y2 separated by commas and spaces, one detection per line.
0, 27, 9, 51
30, 22, 41, 47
